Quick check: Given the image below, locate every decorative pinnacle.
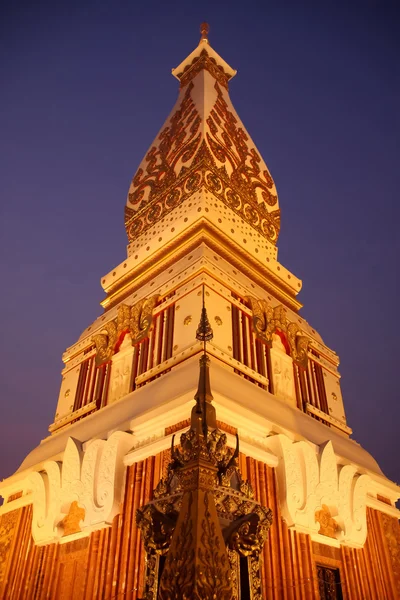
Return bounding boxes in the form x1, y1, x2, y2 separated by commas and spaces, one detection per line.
196, 307, 213, 343
196, 285, 213, 345
194, 286, 214, 438
200, 22, 209, 43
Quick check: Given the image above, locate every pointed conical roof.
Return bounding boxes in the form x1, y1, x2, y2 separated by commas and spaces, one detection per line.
125, 25, 280, 247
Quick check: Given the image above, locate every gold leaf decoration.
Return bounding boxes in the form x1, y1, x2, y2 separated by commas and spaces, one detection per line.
60, 501, 85, 537
92, 295, 159, 365
315, 504, 339, 539
246, 296, 309, 368
125, 81, 280, 246
0, 510, 19, 585
175, 48, 232, 90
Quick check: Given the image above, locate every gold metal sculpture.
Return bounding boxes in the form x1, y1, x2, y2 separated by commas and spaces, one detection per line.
247, 296, 309, 368
92, 295, 159, 365
136, 298, 273, 599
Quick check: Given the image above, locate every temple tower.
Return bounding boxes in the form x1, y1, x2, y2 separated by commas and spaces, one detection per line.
0, 24, 399, 600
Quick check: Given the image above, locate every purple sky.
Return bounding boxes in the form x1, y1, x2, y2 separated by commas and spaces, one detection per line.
1, 1, 399, 488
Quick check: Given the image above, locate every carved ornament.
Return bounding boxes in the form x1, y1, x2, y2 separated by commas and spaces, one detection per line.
158, 491, 233, 600
125, 81, 280, 245
175, 47, 232, 90
136, 351, 273, 598
315, 504, 339, 539
381, 513, 400, 596
0, 510, 18, 585
247, 296, 309, 368
60, 501, 85, 537
92, 295, 159, 365
268, 436, 370, 547
137, 412, 272, 597
27, 431, 134, 545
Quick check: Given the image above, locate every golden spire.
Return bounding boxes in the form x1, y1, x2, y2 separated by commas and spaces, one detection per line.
136, 305, 273, 599
194, 286, 215, 436
200, 21, 209, 43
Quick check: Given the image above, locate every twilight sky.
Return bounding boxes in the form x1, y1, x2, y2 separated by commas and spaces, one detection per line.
1, 0, 399, 488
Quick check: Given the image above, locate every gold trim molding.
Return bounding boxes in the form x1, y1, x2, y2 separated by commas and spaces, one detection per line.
101, 223, 302, 312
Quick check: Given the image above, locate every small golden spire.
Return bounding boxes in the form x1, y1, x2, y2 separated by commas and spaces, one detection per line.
195, 286, 214, 436
200, 22, 209, 43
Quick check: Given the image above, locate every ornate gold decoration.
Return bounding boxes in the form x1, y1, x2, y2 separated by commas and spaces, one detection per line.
228, 550, 240, 600
0, 510, 18, 586
247, 296, 309, 368
125, 81, 280, 246
183, 315, 192, 325
215, 315, 222, 325
205, 82, 278, 208
143, 552, 159, 600
126, 83, 201, 217
315, 504, 339, 539
381, 512, 400, 596
176, 48, 231, 90
249, 555, 264, 600
158, 491, 233, 600
92, 295, 159, 365
196, 306, 214, 342
60, 501, 85, 537
136, 352, 273, 599
135, 504, 176, 555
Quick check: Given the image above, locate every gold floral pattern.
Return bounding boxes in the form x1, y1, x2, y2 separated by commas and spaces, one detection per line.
175, 48, 232, 90
157, 491, 233, 600
126, 83, 201, 215
125, 80, 280, 245
381, 513, 400, 596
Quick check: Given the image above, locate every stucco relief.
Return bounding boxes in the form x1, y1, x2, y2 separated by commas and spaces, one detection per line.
109, 334, 135, 404
267, 436, 369, 547
28, 461, 62, 544
26, 431, 134, 544
270, 334, 296, 406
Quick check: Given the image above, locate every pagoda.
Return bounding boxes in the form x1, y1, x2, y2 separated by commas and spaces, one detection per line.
0, 24, 399, 600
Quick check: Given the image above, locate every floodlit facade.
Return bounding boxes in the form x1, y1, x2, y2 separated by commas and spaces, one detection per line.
1, 24, 400, 600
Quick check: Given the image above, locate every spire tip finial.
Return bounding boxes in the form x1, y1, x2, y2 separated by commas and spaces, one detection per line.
200, 22, 209, 43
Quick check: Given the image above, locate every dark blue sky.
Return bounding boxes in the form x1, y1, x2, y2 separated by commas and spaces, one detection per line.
1, 1, 399, 487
